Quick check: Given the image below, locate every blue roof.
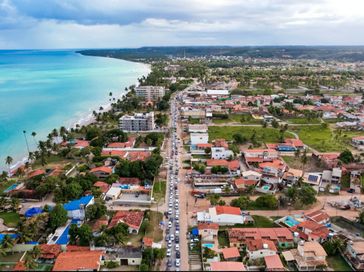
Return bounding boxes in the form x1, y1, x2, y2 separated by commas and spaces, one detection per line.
63, 195, 93, 211
56, 224, 70, 245
0, 234, 18, 243
192, 228, 199, 236
25, 207, 43, 218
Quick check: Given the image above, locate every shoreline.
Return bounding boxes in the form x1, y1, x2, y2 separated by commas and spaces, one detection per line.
7, 54, 151, 174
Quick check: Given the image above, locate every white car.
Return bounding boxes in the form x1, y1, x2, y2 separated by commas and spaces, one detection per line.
168, 221, 172, 228
167, 241, 172, 248
175, 244, 180, 251
175, 230, 180, 235
166, 249, 171, 257
175, 259, 180, 267
170, 234, 174, 241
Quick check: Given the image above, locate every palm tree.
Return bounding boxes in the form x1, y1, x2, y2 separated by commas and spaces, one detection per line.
59, 126, 67, 137
1, 234, 15, 254
31, 132, 37, 148
24, 253, 37, 270
5, 156, 13, 173
23, 130, 30, 154
30, 246, 41, 259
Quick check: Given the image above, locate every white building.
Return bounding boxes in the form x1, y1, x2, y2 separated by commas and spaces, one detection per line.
188, 124, 208, 133
207, 89, 229, 96
197, 206, 247, 225
211, 147, 234, 160
119, 112, 155, 132
190, 133, 209, 145
135, 86, 165, 101
104, 186, 122, 201
242, 170, 262, 181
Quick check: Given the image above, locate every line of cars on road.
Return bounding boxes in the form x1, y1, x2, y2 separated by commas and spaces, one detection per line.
165, 98, 182, 271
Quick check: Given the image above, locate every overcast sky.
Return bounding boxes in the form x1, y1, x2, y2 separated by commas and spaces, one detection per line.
1, 0, 364, 49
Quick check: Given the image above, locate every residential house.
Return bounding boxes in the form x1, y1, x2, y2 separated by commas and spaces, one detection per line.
90, 166, 114, 180
93, 181, 110, 196
53, 250, 103, 271
102, 247, 142, 266
210, 261, 246, 271
38, 244, 62, 263
290, 241, 327, 270
246, 239, 277, 260
63, 195, 94, 220
243, 149, 279, 165
290, 221, 329, 242
304, 210, 330, 226
302, 173, 322, 187
197, 206, 251, 226
265, 254, 285, 271
345, 240, 364, 270
188, 124, 208, 133
221, 247, 241, 261
234, 178, 258, 191
283, 168, 303, 187
104, 186, 122, 201
228, 228, 294, 251
190, 133, 209, 154
109, 211, 144, 234
211, 147, 234, 160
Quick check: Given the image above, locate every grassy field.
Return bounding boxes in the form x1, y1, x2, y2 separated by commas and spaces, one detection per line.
0, 212, 20, 227
284, 117, 321, 124
145, 211, 163, 242
213, 114, 262, 125
152, 180, 166, 203
252, 215, 278, 228
282, 156, 324, 172
327, 255, 352, 271
292, 125, 364, 152
208, 126, 293, 142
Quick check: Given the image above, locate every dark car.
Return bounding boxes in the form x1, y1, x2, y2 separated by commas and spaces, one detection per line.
165, 235, 169, 242
175, 236, 180, 243
167, 259, 172, 267
176, 251, 181, 259
347, 188, 355, 193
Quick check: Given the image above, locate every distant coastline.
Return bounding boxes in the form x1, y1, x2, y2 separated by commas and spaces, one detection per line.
0, 50, 151, 172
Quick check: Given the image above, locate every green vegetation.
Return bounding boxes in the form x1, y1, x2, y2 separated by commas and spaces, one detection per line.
141, 211, 164, 242
213, 114, 261, 124
292, 125, 364, 152
251, 215, 278, 228
208, 126, 293, 142
284, 117, 321, 124
230, 195, 278, 210
217, 230, 229, 248
0, 212, 20, 227
327, 255, 352, 271
153, 180, 166, 202
285, 184, 317, 209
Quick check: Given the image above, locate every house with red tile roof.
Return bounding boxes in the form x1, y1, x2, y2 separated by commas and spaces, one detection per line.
13, 261, 26, 271
234, 178, 258, 190
28, 169, 46, 179
246, 239, 277, 260
73, 139, 90, 149
221, 247, 241, 261
52, 250, 103, 271
39, 244, 62, 261
109, 211, 144, 234
210, 261, 246, 271
290, 220, 329, 242
93, 181, 110, 194
304, 210, 330, 225
243, 149, 279, 164
90, 166, 114, 180
289, 241, 327, 270
265, 254, 285, 271
228, 228, 294, 251
91, 216, 109, 233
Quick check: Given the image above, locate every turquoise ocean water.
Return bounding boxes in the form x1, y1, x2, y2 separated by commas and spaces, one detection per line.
0, 50, 150, 170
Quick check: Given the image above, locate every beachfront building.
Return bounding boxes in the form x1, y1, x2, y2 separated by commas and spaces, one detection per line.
135, 86, 165, 101
119, 112, 155, 132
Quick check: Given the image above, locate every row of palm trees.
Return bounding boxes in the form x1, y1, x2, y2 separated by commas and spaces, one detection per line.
4, 126, 69, 175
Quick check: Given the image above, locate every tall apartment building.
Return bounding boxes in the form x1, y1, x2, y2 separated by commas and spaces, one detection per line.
135, 86, 165, 101
119, 112, 155, 132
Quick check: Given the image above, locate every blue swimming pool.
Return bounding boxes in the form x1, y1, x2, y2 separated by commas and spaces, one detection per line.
284, 216, 300, 227
202, 243, 214, 249
3, 183, 18, 193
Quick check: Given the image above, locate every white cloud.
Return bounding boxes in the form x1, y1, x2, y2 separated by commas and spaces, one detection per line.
0, 0, 364, 48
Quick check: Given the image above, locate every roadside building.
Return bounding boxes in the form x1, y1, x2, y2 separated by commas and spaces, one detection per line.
197, 206, 250, 226
119, 112, 155, 132
109, 210, 144, 234
135, 86, 165, 101
345, 240, 364, 270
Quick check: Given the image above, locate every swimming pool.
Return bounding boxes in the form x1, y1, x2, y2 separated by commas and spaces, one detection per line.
3, 183, 18, 193
262, 185, 271, 191
202, 243, 214, 249
284, 216, 300, 227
